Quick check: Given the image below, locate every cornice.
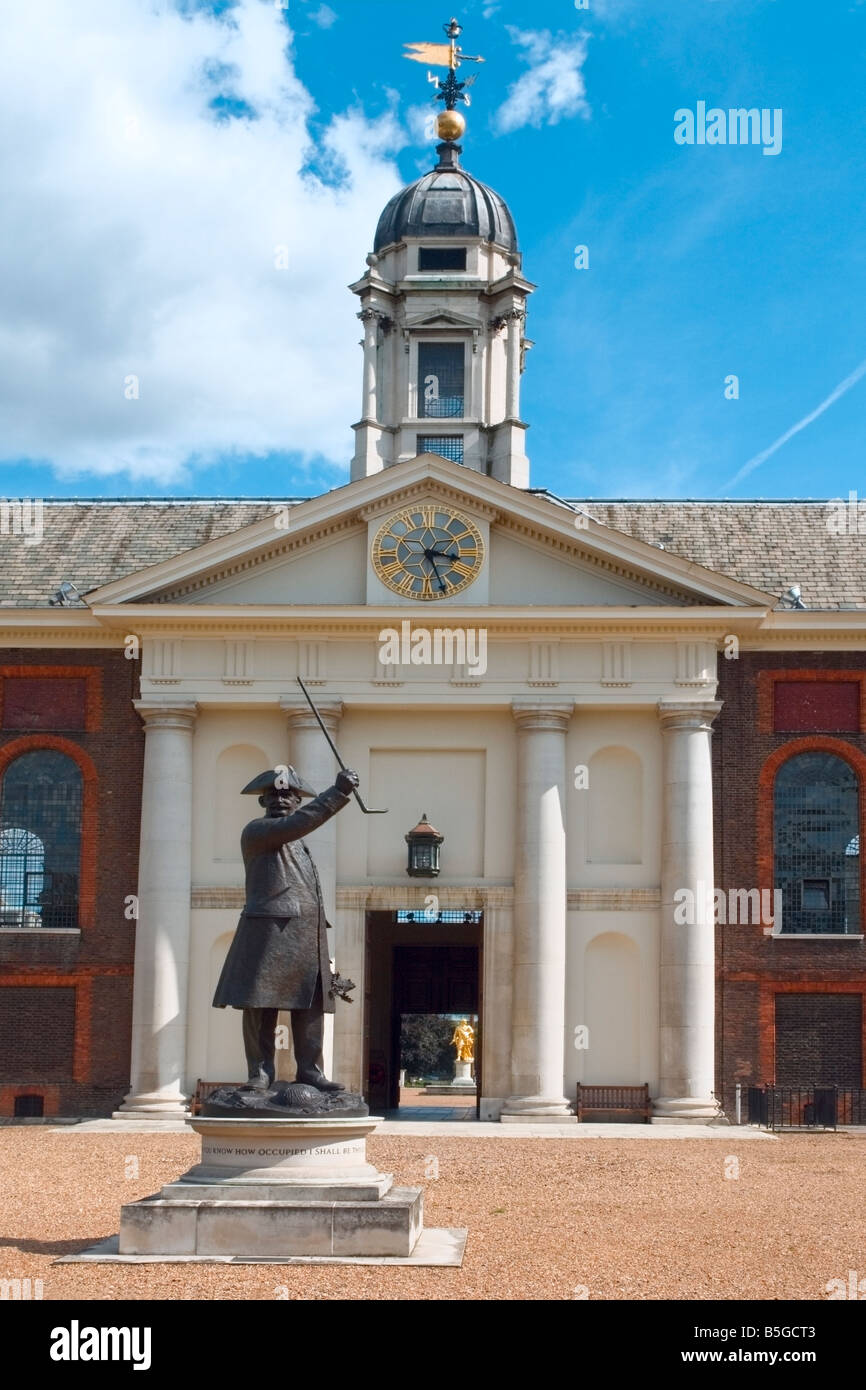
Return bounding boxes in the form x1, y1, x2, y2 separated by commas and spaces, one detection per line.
152, 516, 366, 604
86, 606, 770, 638
357, 480, 501, 524
0, 626, 119, 644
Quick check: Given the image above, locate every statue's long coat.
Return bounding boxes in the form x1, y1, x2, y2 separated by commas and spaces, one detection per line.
212, 786, 349, 1011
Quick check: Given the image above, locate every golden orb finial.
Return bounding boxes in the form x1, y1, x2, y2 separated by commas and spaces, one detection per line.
436, 109, 466, 143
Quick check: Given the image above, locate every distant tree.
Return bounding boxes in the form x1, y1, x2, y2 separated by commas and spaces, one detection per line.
399, 1014, 455, 1078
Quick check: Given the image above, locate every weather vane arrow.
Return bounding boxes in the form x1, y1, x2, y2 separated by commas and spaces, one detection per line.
403, 16, 484, 141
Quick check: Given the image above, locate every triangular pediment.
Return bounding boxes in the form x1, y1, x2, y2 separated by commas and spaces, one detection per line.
86, 454, 773, 611
405, 310, 482, 329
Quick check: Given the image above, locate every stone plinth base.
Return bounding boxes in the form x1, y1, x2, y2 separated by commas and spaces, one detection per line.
117, 1114, 432, 1260
653, 1096, 721, 1124
61, 1228, 468, 1267
500, 1095, 576, 1123
500, 1113, 578, 1125
423, 1082, 476, 1096
120, 1188, 423, 1259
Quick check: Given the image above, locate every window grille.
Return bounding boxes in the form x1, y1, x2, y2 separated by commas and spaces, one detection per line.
14, 1095, 44, 1117
0, 751, 81, 929
418, 247, 467, 271
417, 435, 464, 464
774, 752, 860, 934
418, 342, 464, 418
397, 909, 481, 924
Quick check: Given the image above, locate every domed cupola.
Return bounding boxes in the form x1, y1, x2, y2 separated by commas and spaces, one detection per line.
349, 18, 534, 490
374, 144, 518, 255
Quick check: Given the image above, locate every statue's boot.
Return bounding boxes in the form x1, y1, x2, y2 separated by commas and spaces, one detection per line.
292, 990, 344, 1093
242, 1007, 277, 1091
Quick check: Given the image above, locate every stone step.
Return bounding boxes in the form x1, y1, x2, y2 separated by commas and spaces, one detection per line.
119, 1186, 423, 1259
160, 1174, 393, 1203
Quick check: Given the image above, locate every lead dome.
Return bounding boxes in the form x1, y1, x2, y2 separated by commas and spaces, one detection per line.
373, 145, 518, 254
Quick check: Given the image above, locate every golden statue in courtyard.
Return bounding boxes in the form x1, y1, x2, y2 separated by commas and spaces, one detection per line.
451, 1018, 475, 1063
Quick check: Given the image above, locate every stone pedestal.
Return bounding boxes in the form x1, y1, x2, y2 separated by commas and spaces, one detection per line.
119, 1115, 427, 1258
424, 1060, 477, 1096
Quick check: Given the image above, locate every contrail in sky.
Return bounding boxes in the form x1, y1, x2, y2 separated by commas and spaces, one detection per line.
726, 357, 866, 488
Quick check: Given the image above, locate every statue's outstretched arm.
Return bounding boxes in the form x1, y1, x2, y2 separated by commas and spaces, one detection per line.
243, 786, 350, 852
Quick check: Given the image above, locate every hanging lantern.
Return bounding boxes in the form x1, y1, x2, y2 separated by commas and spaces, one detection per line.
405, 812, 444, 877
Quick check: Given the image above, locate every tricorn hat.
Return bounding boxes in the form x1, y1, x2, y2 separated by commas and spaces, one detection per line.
241, 765, 316, 797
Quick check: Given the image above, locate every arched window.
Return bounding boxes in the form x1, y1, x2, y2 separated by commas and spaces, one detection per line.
0, 751, 82, 929
774, 752, 860, 935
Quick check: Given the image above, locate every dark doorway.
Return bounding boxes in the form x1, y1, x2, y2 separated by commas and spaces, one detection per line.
364, 910, 482, 1117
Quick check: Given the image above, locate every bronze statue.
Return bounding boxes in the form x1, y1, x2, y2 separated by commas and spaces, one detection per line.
451, 1018, 475, 1063
212, 763, 358, 1092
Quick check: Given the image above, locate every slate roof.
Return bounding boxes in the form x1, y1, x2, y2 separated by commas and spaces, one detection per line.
570, 500, 866, 611
0, 501, 281, 608
0, 497, 862, 610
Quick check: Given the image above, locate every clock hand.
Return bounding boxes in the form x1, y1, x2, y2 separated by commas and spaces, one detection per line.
422, 548, 448, 592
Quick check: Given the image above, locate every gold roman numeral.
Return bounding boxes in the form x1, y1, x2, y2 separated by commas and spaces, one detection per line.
449, 559, 476, 579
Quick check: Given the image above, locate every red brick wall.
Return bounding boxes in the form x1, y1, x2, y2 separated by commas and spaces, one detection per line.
0, 649, 142, 1115
715, 652, 866, 1116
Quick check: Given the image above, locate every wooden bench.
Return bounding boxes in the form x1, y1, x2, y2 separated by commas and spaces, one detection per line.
575, 1083, 652, 1124
190, 1079, 238, 1115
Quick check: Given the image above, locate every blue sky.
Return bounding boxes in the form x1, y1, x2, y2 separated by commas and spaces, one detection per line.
0, 0, 863, 500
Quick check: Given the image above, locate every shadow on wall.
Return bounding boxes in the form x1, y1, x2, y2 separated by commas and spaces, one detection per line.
587, 747, 643, 865
213, 743, 268, 862
584, 931, 641, 1084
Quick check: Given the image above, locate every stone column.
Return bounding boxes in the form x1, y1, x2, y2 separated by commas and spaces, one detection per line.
359, 309, 379, 422
504, 308, 525, 420
333, 887, 370, 1095
478, 887, 514, 1121
655, 700, 723, 1122
118, 702, 198, 1116
501, 701, 575, 1122
281, 697, 344, 1077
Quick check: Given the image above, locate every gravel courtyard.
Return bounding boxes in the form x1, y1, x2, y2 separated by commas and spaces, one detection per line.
2, 1127, 864, 1301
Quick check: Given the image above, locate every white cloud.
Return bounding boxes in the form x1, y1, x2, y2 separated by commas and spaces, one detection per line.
309, 4, 337, 29
0, 0, 403, 484
494, 28, 591, 134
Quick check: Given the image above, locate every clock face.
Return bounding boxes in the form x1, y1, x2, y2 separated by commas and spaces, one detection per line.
372, 505, 485, 600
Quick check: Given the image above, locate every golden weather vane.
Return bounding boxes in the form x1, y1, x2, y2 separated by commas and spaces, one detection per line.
403, 17, 485, 145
